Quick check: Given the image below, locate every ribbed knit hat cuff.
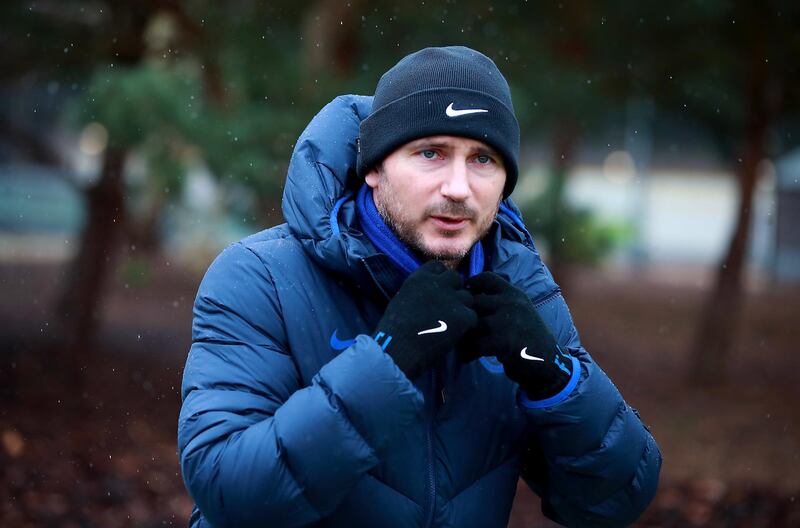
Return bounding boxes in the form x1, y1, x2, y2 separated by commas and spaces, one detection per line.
357, 87, 520, 197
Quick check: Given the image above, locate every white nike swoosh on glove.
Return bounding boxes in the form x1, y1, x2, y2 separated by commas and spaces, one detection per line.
418, 320, 447, 335
520, 347, 544, 361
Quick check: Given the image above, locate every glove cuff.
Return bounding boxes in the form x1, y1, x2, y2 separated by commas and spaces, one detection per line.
373, 326, 423, 381
519, 354, 581, 409
512, 344, 574, 400
519, 366, 571, 400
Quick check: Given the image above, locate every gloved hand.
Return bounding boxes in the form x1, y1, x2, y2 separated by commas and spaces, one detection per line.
459, 272, 573, 400
375, 261, 478, 380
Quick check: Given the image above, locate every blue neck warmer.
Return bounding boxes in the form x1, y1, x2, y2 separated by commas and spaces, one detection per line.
355, 183, 484, 278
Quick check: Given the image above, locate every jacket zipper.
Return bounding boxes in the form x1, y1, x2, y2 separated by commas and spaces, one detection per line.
424, 368, 437, 527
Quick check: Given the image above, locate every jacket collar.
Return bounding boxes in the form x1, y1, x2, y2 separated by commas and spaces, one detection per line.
354, 183, 486, 298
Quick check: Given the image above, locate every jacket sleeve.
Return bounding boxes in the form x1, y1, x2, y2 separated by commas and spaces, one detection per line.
520, 291, 662, 527
178, 242, 424, 528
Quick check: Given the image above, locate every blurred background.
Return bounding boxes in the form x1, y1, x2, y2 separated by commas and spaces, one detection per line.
1, 1, 799, 526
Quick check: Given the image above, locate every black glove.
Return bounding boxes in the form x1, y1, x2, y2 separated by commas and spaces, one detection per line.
375, 261, 478, 380
459, 272, 573, 400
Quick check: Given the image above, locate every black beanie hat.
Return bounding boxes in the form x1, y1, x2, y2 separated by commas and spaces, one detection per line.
357, 46, 520, 197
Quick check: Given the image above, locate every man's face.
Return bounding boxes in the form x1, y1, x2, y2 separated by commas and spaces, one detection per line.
365, 135, 506, 266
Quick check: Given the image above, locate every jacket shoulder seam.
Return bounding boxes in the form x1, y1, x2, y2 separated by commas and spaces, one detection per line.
235, 241, 292, 356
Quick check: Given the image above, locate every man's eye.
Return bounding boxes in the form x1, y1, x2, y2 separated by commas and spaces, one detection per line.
475, 154, 493, 164
420, 150, 438, 159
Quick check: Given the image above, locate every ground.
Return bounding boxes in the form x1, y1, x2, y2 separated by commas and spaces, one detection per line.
1, 258, 798, 526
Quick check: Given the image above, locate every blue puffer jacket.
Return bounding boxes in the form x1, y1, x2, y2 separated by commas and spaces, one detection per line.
178, 95, 661, 528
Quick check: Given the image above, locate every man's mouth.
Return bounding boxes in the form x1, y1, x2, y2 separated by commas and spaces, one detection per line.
430, 215, 469, 230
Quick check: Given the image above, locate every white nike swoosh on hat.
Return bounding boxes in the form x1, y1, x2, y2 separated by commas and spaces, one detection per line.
445, 103, 489, 117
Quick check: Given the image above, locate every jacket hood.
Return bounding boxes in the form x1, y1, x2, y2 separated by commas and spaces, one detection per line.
282, 94, 533, 288
283, 96, 375, 277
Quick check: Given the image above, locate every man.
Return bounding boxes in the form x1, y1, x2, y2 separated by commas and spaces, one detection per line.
178, 46, 661, 528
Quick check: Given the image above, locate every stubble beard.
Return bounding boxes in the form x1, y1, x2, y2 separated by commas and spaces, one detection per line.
372, 181, 501, 268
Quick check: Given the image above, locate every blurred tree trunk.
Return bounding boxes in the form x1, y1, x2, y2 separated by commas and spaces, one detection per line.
54, 3, 151, 368
539, 2, 590, 294
303, 0, 363, 78
57, 146, 127, 361
690, 18, 777, 386
690, 121, 765, 386
544, 123, 577, 292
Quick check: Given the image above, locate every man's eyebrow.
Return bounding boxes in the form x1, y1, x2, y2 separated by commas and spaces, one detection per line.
476, 146, 500, 156
404, 138, 499, 157
406, 139, 453, 149
408, 138, 499, 156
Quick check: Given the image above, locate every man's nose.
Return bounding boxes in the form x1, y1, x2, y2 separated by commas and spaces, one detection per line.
439, 160, 470, 201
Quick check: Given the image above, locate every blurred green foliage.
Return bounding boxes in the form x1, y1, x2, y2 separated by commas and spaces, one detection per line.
521, 176, 633, 266
79, 64, 202, 148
